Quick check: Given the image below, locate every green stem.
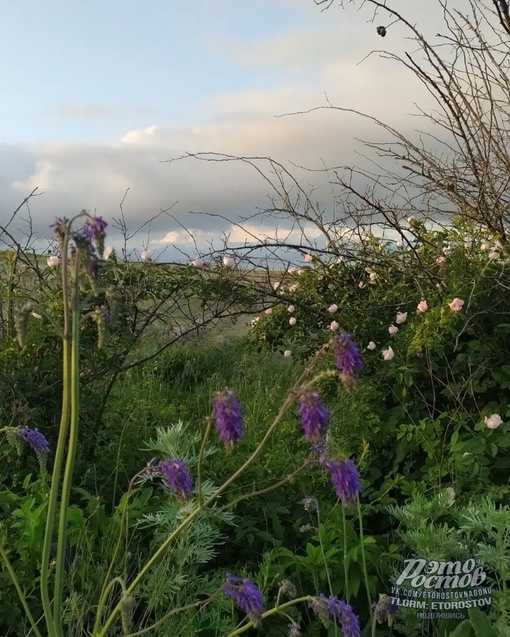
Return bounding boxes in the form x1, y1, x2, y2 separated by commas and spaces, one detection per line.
218, 463, 309, 512
0, 546, 44, 637
197, 416, 213, 508
123, 596, 215, 637
317, 509, 333, 594
225, 596, 313, 637
94, 577, 126, 633
40, 233, 72, 637
54, 257, 81, 634
95, 348, 329, 637
342, 506, 350, 602
357, 499, 373, 623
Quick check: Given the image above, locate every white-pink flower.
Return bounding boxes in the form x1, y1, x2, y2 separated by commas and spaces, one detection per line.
388, 325, 399, 335
489, 251, 500, 261
369, 272, 378, 282
417, 300, 428, 313
328, 304, 338, 313
485, 414, 503, 430
222, 255, 235, 268
436, 255, 446, 265
449, 298, 464, 312
289, 317, 297, 326
31, 312, 42, 320
140, 250, 152, 262
367, 341, 376, 350
330, 320, 339, 331
480, 241, 490, 251
396, 312, 407, 325
382, 347, 395, 361
289, 283, 298, 293
192, 258, 204, 267
358, 281, 366, 289
265, 308, 273, 315
283, 350, 292, 358
47, 255, 60, 268
287, 305, 295, 313
103, 246, 114, 260
396, 239, 403, 248
273, 281, 281, 291
303, 254, 313, 263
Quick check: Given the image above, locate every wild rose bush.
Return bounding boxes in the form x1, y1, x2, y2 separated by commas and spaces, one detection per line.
252, 221, 510, 502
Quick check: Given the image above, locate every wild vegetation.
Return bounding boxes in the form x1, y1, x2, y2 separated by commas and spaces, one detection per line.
2, 1, 510, 636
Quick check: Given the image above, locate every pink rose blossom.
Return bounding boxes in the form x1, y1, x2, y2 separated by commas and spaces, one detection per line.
382, 347, 395, 361
358, 281, 366, 289
330, 320, 339, 331
222, 255, 235, 268
396, 312, 407, 325
485, 414, 503, 429
489, 251, 500, 261
289, 317, 297, 326
265, 308, 273, 315
283, 350, 292, 358
287, 305, 295, 313
436, 255, 446, 265
303, 254, 313, 263
388, 325, 399, 335
140, 250, 152, 262
417, 300, 428, 313
192, 258, 204, 267
449, 298, 464, 312
367, 341, 376, 350
328, 304, 338, 313
47, 255, 60, 268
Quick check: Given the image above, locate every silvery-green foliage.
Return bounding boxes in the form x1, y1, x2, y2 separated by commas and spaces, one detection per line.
389, 494, 510, 636
455, 497, 510, 635
136, 422, 237, 635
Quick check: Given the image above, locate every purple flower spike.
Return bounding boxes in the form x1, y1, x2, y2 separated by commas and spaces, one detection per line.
157, 459, 193, 501
333, 333, 362, 385
213, 389, 244, 449
19, 427, 50, 455
83, 216, 107, 241
298, 391, 330, 442
311, 596, 360, 637
322, 458, 361, 507
223, 575, 265, 625
316, 595, 361, 637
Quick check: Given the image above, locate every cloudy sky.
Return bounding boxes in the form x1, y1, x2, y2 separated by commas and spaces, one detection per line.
0, 0, 444, 260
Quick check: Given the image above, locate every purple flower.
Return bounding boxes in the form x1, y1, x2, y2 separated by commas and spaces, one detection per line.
288, 621, 301, 637
311, 596, 360, 637
223, 575, 264, 625
18, 427, 50, 455
213, 389, 244, 448
83, 216, 107, 253
298, 391, 330, 442
157, 459, 193, 501
333, 333, 362, 384
310, 440, 326, 458
321, 458, 361, 507
50, 217, 68, 238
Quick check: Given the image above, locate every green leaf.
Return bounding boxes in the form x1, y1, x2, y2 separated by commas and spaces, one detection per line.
467, 608, 499, 637
447, 620, 473, 637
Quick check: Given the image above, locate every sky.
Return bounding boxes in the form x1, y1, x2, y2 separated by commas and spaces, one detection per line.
0, 0, 446, 260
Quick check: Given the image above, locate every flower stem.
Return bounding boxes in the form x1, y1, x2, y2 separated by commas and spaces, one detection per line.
357, 499, 373, 623
342, 506, 350, 602
197, 416, 213, 508
53, 257, 81, 633
224, 596, 313, 637
40, 232, 72, 637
